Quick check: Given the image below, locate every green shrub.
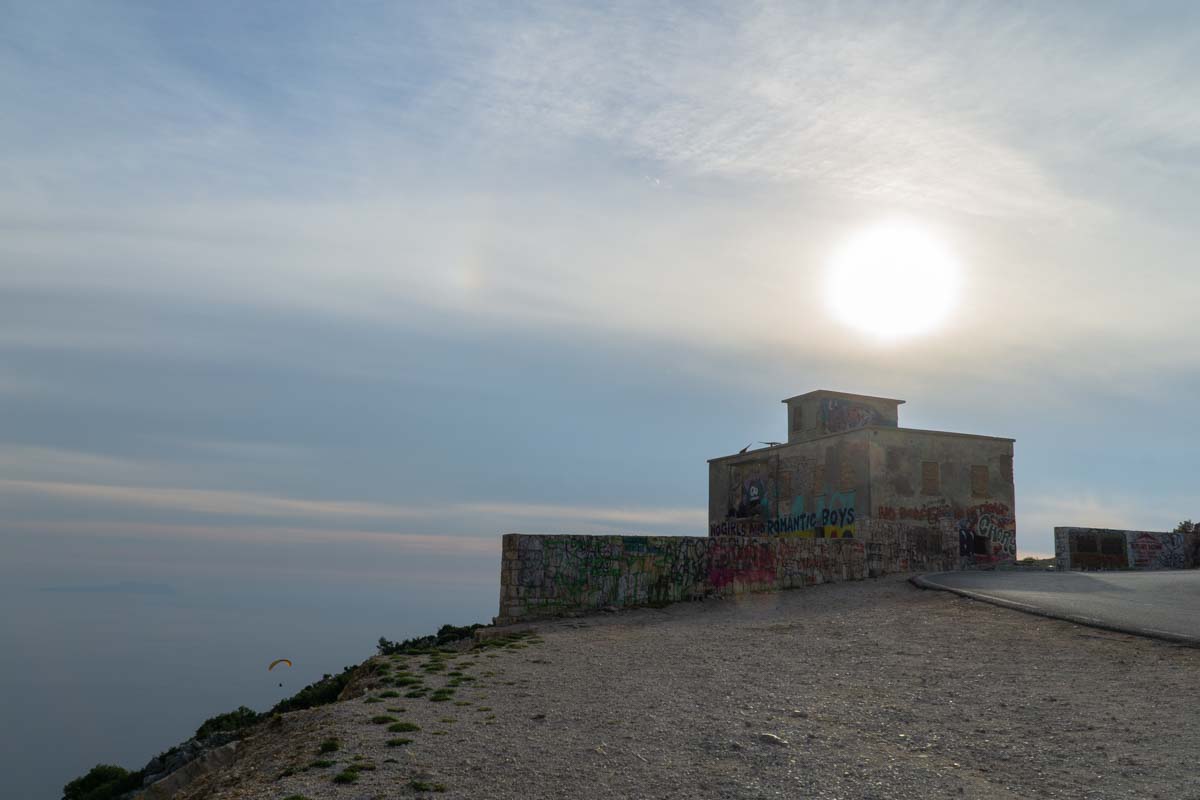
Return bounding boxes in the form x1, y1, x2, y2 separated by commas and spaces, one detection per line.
386, 737, 413, 747
369, 715, 398, 724
63, 764, 144, 800
307, 759, 336, 769
317, 738, 340, 754
378, 690, 400, 698
194, 706, 262, 740
332, 770, 359, 784
271, 665, 357, 714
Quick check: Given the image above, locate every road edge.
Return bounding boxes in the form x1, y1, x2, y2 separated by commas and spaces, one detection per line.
909, 572, 1200, 648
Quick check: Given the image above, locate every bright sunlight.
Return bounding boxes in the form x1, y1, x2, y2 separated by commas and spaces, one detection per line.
826, 221, 961, 340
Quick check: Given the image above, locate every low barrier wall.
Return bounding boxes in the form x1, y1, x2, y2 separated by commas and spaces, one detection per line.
1054, 527, 1200, 571
496, 519, 958, 624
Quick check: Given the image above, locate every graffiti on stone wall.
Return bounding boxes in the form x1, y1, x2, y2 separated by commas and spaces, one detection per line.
1068, 529, 1129, 570
706, 538, 778, 590
1059, 528, 1191, 571
819, 398, 881, 433
498, 525, 941, 623
1129, 532, 1186, 570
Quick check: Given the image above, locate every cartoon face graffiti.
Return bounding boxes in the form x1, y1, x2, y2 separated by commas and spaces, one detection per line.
739, 478, 767, 518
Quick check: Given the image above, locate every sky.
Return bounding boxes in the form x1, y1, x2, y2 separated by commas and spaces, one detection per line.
3, 1, 1200, 793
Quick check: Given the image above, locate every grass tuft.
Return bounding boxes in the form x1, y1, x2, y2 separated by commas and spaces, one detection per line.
388, 721, 420, 732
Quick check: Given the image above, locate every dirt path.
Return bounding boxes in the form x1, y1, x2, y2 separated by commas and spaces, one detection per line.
176, 576, 1200, 799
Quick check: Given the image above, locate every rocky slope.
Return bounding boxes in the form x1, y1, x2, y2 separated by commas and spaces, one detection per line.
134, 576, 1199, 799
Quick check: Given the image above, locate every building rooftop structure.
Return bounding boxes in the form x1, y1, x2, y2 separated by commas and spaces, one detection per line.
707, 390, 1016, 568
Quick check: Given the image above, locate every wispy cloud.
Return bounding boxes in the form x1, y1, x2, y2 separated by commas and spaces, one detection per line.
0, 478, 705, 534
1021, 491, 1187, 552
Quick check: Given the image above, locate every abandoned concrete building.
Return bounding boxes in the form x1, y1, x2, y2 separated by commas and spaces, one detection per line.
708, 390, 1016, 567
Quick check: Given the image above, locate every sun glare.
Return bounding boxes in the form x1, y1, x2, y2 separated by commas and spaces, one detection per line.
826, 221, 960, 340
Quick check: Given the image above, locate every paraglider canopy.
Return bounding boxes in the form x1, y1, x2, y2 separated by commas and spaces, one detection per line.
268, 658, 292, 671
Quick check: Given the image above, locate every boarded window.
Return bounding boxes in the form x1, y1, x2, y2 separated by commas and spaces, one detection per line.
839, 459, 855, 492
814, 463, 826, 492
971, 465, 989, 497
792, 407, 803, 432
920, 461, 940, 495
1075, 533, 1098, 553
1100, 534, 1125, 556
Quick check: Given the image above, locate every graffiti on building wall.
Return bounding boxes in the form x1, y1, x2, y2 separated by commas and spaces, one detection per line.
819, 398, 882, 433
709, 518, 766, 536
720, 454, 858, 538
876, 500, 1014, 567
876, 501, 953, 525
766, 492, 857, 538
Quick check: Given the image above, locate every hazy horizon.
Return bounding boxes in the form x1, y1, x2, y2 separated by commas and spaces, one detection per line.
5, 1, 1200, 796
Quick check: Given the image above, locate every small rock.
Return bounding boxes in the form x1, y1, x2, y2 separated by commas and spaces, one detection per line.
601, 606, 619, 613
757, 733, 789, 747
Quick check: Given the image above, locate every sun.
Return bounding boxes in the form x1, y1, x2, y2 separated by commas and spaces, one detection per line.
826, 221, 961, 340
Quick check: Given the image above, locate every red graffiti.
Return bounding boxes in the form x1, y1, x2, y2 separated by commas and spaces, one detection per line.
707, 540, 777, 589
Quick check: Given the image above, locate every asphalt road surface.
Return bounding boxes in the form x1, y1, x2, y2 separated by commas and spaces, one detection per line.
916, 569, 1200, 644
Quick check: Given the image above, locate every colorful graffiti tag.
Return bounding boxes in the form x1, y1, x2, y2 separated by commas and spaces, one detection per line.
709, 518, 766, 537
819, 398, 881, 434
766, 492, 857, 538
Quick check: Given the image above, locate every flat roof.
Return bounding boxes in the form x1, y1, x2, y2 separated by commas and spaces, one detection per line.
707, 425, 1014, 463
780, 389, 906, 405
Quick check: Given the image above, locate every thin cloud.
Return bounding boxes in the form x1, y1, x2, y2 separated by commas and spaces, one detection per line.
0, 478, 705, 533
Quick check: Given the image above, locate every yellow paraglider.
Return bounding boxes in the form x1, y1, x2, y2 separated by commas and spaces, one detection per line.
268, 659, 292, 671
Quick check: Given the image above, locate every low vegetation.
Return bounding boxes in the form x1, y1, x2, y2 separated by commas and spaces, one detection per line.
64, 618, 496, 797
388, 721, 420, 733
62, 765, 144, 800
377, 622, 484, 655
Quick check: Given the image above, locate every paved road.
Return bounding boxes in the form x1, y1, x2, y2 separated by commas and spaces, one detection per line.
915, 569, 1200, 645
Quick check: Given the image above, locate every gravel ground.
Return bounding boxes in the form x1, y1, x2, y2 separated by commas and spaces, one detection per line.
174, 576, 1200, 800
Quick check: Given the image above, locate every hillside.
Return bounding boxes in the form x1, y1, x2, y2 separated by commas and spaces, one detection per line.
80, 576, 1199, 799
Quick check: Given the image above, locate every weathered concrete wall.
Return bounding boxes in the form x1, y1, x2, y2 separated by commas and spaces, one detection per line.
708, 429, 869, 539
496, 520, 954, 624
868, 428, 1016, 569
1054, 527, 1200, 571
784, 390, 902, 444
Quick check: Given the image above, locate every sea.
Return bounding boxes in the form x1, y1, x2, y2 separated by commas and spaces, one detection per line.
0, 548, 500, 799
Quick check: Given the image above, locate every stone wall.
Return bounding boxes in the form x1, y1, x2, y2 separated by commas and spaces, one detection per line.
1054, 527, 1200, 571
496, 519, 955, 624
